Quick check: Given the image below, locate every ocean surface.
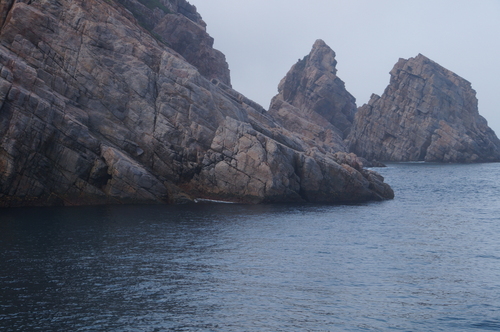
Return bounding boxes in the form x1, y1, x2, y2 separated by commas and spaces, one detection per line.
1, 162, 500, 331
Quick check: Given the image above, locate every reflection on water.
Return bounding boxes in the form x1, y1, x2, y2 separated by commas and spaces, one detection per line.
1, 163, 500, 331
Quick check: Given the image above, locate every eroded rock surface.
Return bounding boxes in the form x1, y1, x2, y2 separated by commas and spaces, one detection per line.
348, 54, 500, 162
0, 0, 393, 206
269, 39, 357, 151
117, 0, 231, 86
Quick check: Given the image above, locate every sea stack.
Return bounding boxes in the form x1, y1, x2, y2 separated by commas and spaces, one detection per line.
269, 40, 356, 153
348, 54, 500, 162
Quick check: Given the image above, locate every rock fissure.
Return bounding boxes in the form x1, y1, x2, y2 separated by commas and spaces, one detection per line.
0, 0, 16, 29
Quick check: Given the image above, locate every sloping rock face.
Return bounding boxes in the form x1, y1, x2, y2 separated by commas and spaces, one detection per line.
0, 0, 393, 206
269, 39, 357, 150
116, 0, 231, 86
348, 54, 500, 162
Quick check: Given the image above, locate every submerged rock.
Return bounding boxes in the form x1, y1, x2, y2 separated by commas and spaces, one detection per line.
347, 54, 500, 162
0, 0, 393, 206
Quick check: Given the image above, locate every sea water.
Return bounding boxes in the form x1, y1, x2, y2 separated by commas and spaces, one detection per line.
1, 163, 500, 331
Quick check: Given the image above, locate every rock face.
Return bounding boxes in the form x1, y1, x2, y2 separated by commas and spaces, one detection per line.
0, 0, 393, 207
348, 54, 500, 162
116, 0, 231, 86
269, 40, 357, 152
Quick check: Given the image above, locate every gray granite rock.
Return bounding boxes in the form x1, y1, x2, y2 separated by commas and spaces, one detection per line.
116, 0, 231, 86
348, 54, 500, 162
269, 39, 357, 145
0, 0, 393, 207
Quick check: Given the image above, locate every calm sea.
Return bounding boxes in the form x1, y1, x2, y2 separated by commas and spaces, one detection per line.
1, 163, 500, 331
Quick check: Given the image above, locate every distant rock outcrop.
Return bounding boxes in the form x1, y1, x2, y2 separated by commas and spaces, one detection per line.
348, 54, 500, 162
269, 40, 357, 152
0, 0, 393, 206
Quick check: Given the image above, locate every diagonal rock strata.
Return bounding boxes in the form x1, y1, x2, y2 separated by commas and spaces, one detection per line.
0, 0, 393, 207
269, 40, 356, 154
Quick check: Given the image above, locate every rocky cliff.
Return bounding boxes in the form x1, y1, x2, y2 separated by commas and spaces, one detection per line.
116, 0, 231, 86
269, 40, 357, 153
348, 54, 500, 162
0, 0, 393, 207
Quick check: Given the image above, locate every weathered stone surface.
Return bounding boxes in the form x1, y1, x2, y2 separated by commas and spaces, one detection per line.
152, 12, 231, 86
348, 54, 500, 162
115, 0, 231, 86
269, 39, 357, 146
0, 0, 393, 206
269, 97, 348, 155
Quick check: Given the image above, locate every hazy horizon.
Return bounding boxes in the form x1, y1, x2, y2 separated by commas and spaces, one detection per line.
190, 0, 500, 136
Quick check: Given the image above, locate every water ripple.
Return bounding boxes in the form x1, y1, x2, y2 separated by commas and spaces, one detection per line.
1, 163, 500, 331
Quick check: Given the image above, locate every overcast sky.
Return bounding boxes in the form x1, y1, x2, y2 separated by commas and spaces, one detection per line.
189, 0, 500, 135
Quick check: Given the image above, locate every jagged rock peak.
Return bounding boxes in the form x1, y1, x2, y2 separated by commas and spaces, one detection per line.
305, 39, 338, 75
278, 39, 341, 103
348, 54, 500, 162
390, 53, 473, 93
269, 39, 357, 153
